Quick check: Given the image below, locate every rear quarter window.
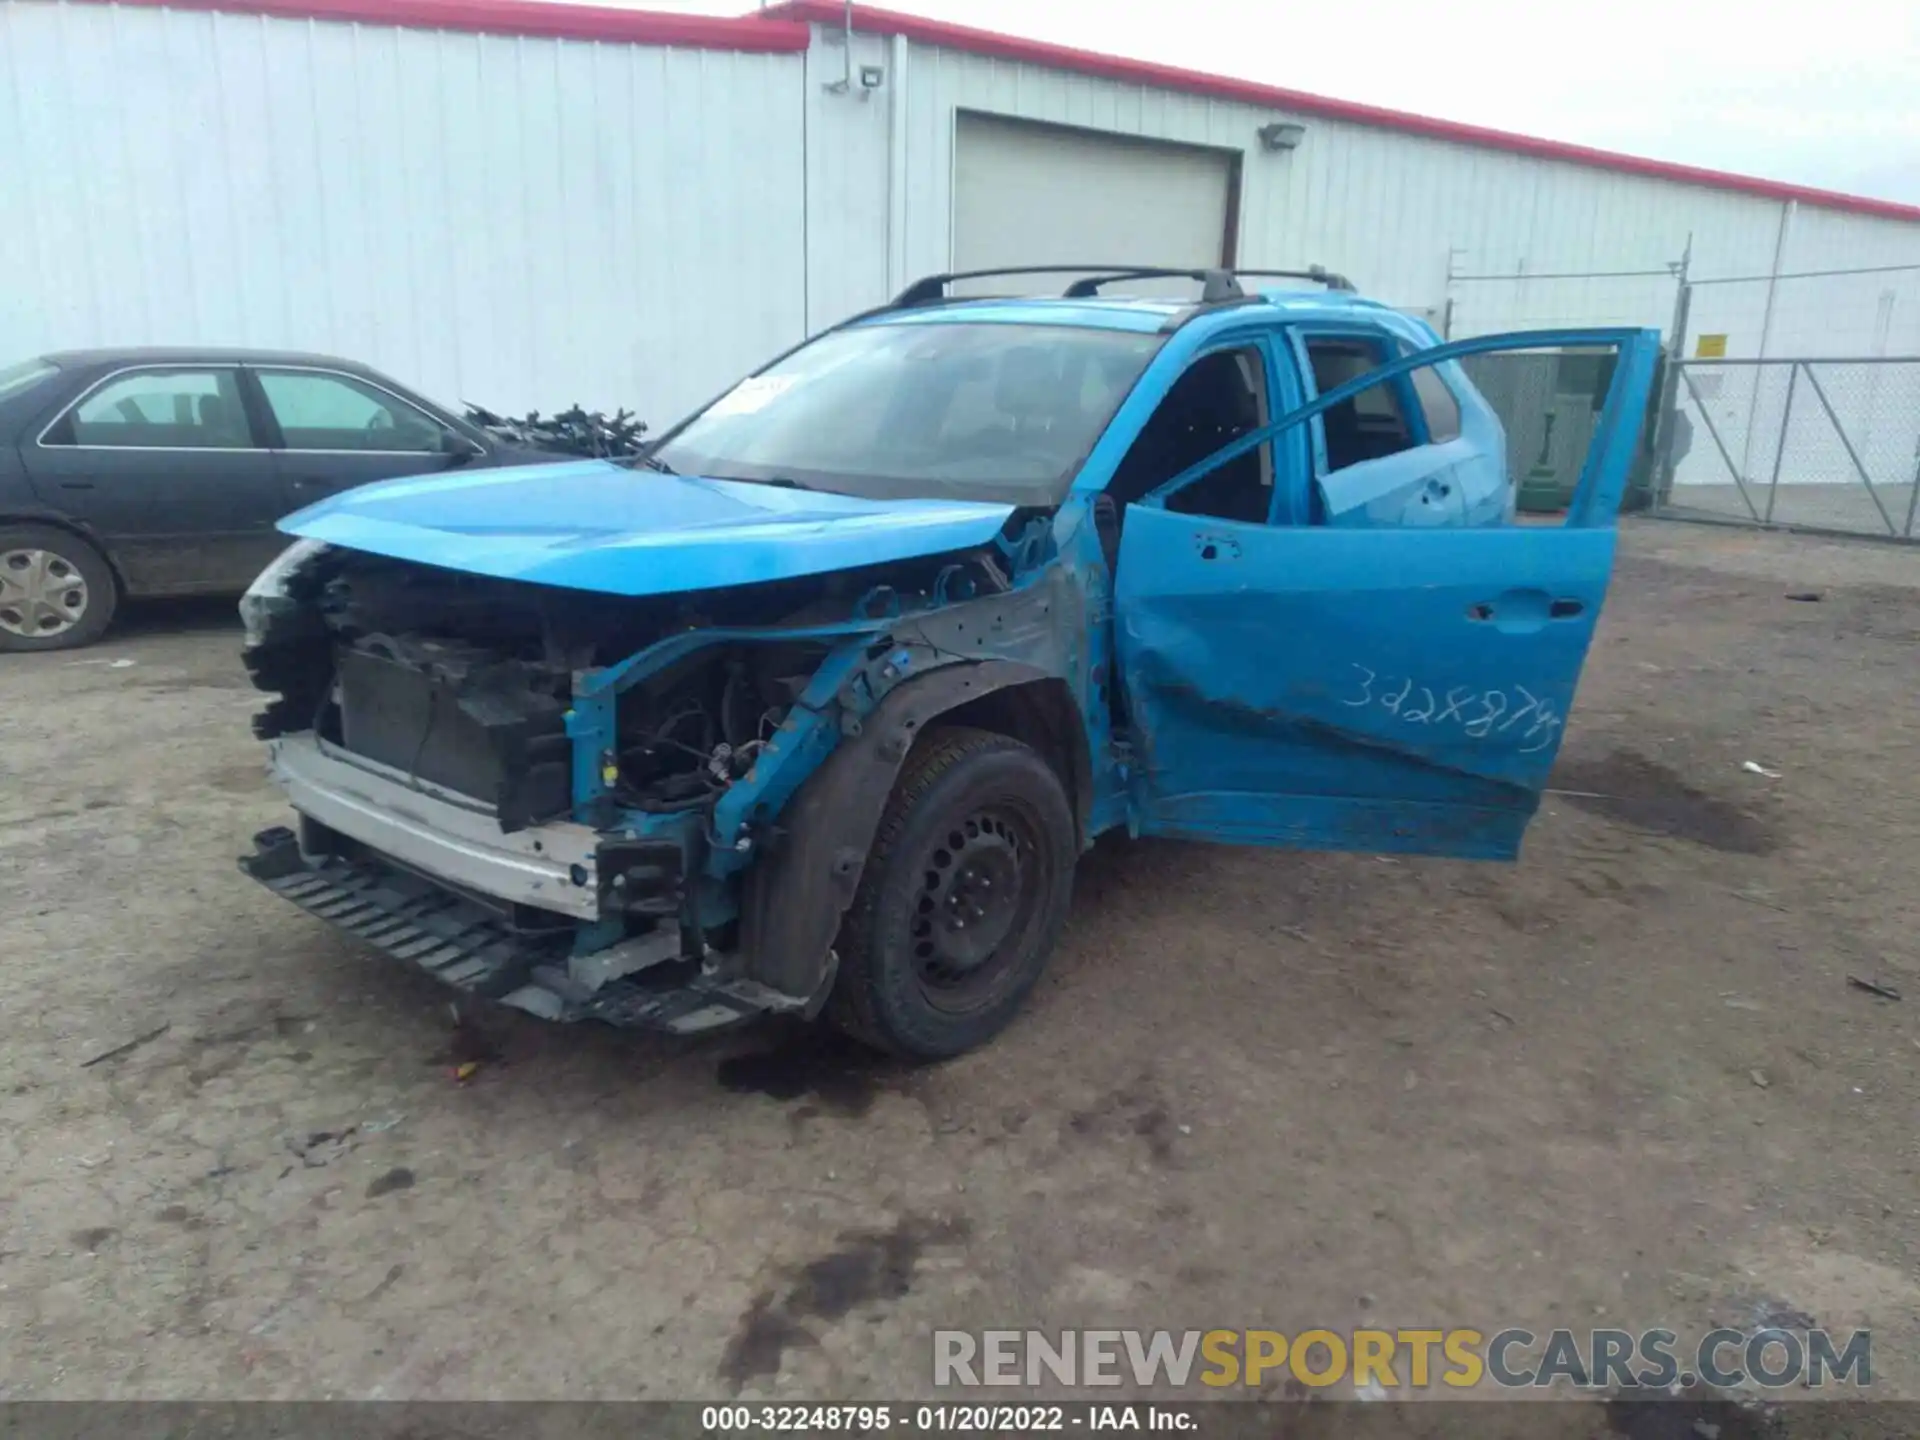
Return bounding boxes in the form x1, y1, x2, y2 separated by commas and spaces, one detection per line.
1410, 364, 1462, 442
1302, 336, 1417, 471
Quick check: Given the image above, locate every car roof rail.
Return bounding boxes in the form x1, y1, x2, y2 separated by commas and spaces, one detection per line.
888, 265, 1220, 307
1233, 265, 1356, 292
889, 263, 1353, 310
1065, 265, 1356, 298
1059, 268, 1247, 301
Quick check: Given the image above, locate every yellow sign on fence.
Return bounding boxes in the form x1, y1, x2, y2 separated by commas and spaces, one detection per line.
1694, 333, 1729, 358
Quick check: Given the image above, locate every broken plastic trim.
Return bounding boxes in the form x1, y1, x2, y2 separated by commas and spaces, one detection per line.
240, 828, 819, 1033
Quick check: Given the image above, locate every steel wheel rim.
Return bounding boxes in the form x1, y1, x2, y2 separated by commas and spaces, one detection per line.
0, 548, 90, 639
908, 800, 1046, 1014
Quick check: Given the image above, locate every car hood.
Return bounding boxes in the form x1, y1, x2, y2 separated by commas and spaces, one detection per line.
279, 459, 1019, 596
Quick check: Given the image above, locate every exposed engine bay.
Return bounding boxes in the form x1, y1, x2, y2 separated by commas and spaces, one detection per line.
238, 513, 1082, 1037
244, 546, 950, 831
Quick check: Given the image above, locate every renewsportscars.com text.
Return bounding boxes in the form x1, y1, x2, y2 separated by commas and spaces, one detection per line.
933, 1327, 1872, 1391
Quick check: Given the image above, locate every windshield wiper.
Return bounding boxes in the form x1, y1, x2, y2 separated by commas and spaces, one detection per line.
630, 462, 837, 493
707, 474, 817, 492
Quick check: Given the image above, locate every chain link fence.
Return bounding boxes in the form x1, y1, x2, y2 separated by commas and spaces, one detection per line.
1654, 358, 1920, 538
1650, 263, 1920, 540
1420, 257, 1920, 536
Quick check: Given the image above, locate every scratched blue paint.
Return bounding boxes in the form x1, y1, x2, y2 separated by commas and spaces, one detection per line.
1112, 326, 1661, 860
704, 641, 873, 870
563, 686, 619, 822
564, 614, 887, 829
1054, 499, 1130, 839
279, 459, 1017, 597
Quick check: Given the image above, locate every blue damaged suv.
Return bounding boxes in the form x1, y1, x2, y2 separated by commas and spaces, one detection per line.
239, 265, 1659, 1059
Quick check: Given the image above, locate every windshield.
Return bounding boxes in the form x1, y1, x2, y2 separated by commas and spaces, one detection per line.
650, 322, 1163, 505
0, 359, 58, 402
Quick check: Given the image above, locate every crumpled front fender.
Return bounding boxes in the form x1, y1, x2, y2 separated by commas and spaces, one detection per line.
737, 659, 1064, 999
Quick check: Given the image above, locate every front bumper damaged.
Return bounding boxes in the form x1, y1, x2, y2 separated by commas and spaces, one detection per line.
264, 731, 602, 919
240, 734, 829, 1034
241, 828, 814, 1033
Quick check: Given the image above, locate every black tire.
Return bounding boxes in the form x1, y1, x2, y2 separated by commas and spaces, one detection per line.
829, 726, 1077, 1060
0, 524, 119, 653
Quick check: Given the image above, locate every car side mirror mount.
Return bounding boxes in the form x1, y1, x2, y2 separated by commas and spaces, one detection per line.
442, 430, 486, 462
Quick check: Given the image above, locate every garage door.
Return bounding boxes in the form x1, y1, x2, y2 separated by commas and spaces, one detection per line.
953, 113, 1237, 295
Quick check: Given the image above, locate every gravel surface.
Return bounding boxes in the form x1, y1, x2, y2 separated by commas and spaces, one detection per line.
1, 520, 1915, 1414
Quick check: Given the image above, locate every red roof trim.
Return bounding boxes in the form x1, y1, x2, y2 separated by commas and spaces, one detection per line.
95, 0, 811, 53
762, 0, 1920, 224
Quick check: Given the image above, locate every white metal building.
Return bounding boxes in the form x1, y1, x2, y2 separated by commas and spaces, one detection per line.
5, 0, 1919, 424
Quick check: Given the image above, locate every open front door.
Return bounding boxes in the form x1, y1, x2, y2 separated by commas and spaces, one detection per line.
1114, 327, 1662, 859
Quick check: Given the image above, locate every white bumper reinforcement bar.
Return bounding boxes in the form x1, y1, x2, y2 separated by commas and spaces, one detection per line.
265, 732, 602, 920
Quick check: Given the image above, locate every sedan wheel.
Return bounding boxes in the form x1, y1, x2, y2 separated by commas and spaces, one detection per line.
0, 548, 91, 640
0, 526, 118, 652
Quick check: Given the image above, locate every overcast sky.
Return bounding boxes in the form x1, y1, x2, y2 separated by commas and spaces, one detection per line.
630, 0, 1920, 205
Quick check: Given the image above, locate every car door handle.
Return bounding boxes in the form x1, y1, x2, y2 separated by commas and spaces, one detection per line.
1467, 590, 1585, 632
57, 479, 95, 490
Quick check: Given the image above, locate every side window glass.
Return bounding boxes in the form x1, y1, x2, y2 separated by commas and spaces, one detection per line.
1109, 346, 1273, 524
1303, 337, 1416, 470
258, 371, 447, 453
49, 369, 251, 448
1410, 364, 1462, 442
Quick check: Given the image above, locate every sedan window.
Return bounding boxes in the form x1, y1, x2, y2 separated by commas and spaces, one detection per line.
258, 370, 448, 453
45, 368, 253, 449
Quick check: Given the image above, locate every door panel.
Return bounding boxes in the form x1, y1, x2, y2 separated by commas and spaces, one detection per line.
272, 451, 452, 511
1117, 515, 1613, 857
24, 367, 285, 594
1113, 326, 1661, 860
1315, 443, 1472, 527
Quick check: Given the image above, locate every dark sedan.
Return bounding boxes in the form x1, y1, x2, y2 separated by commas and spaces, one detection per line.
0, 348, 550, 651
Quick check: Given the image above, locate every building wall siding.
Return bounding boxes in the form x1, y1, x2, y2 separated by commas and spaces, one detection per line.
827, 34, 1805, 340
4, 3, 1916, 431
0, 0, 808, 418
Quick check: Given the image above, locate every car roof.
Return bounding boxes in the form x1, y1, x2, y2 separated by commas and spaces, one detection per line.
40, 346, 389, 373
857, 287, 1426, 341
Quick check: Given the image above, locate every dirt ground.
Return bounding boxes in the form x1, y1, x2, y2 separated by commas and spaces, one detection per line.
2, 520, 1917, 1417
